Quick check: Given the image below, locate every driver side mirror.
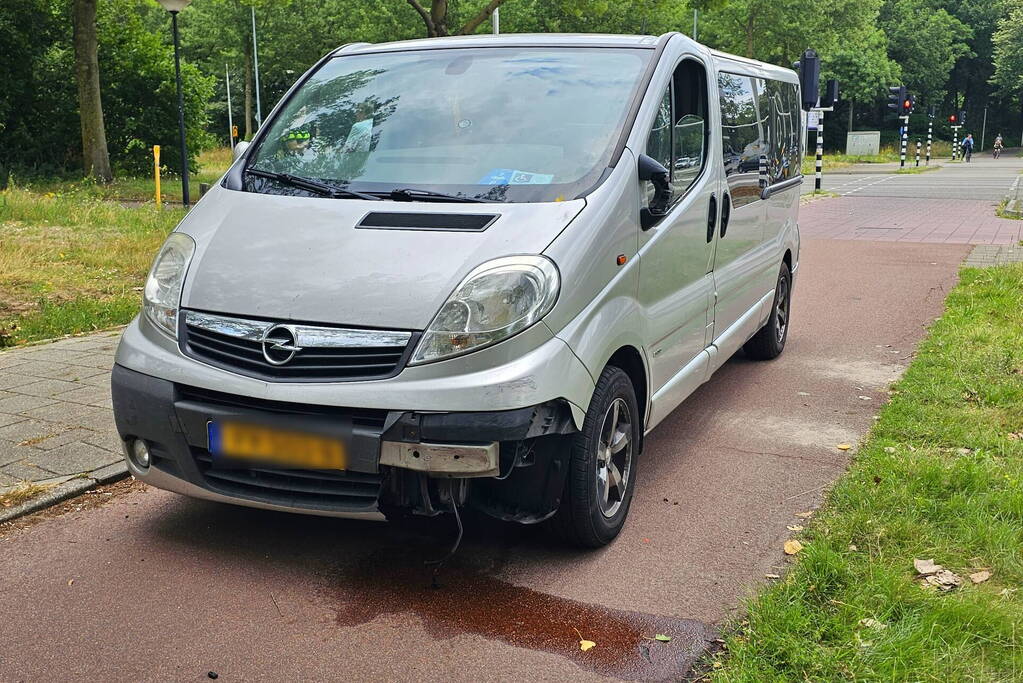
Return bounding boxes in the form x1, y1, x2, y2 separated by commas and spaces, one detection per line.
232, 140, 250, 161
638, 153, 671, 230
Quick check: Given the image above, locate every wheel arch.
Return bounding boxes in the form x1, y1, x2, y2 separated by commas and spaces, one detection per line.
605, 345, 649, 442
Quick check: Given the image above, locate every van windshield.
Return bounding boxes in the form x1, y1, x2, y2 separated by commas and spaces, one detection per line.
245, 47, 650, 203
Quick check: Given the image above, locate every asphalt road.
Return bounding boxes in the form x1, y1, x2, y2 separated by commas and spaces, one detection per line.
801, 149, 1020, 200
0, 236, 969, 680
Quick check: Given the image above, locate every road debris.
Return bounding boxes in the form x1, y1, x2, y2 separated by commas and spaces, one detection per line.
970, 570, 991, 584
573, 627, 595, 652
914, 558, 962, 590
784, 540, 803, 555
836, 443, 852, 451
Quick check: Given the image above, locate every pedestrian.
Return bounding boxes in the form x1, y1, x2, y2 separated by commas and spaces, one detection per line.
961, 133, 974, 162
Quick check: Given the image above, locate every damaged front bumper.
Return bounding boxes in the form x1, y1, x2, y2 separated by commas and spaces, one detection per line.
111, 364, 578, 524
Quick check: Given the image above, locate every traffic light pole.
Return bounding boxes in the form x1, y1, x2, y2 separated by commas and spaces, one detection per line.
899, 115, 909, 169
915, 140, 921, 167
951, 125, 962, 160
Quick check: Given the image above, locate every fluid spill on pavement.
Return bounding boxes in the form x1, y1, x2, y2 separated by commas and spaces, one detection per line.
322, 547, 715, 680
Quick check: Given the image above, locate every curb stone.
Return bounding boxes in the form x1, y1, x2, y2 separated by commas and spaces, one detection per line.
0, 462, 128, 525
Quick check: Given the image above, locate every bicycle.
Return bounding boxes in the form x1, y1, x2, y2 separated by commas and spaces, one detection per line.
993, 146, 1002, 159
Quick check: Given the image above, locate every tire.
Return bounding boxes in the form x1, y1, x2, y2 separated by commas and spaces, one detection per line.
550, 365, 640, 548
744, 262, 792, 361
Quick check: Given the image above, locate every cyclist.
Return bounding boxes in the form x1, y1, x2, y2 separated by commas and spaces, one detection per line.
993, 134, 1003, 159
961, 133, 974, 162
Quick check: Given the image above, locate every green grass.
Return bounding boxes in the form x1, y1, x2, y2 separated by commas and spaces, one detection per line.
0, 188, 184, 346
895, 165, 942, 174
711, 264, 1023, 681
800, 142, 955, 175
16, 147, 233, 204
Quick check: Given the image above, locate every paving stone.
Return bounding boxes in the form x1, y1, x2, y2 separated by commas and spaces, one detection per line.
18, 401, 110, 426
0, 372, 40, 391
16, 347, 96, 363
31, 428, 96, 451
10, 378, 84, 399
0, 471, 17, 487
0, 460, 56, 482
61, 353, 115, 370
2, 360, 83, 381
54, 384, 111, 407
29, 442, 120, 476
0, 393, 56, 416
0, 413, 27, 429
0, 419, 67, 446
81, 427, 123, 454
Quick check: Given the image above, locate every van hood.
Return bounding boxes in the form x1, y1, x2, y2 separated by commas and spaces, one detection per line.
178, 186, 584, 331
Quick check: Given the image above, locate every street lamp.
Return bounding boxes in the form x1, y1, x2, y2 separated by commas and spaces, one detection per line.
157, 0, 192, 207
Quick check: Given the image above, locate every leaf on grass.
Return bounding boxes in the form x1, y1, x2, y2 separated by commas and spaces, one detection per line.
859, 618, 887, 630
786, 525, 804, 532
836, 443, 852, 451
654, 634, 671, 643
970, 570, 991, 584
783, 540, 803, 555
884, 446, 897, 454
1008, 432, 1022, 441
579, 639, 596, 651
914, 558, 941, 575
914, 559, 962, 591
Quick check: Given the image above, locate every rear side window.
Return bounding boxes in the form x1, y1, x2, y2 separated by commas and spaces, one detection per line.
760, 79, 802, 184
717, 73, 764, 208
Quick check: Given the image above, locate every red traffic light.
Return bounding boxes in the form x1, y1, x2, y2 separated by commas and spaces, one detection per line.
949, 114, 957, 123
903, 100, 911, 109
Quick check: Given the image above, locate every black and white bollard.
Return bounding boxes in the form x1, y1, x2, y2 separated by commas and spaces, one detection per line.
915, 140, 921, 167
926, 119, 932, 165
815, 110, 824, 192
900, 117, 908, 168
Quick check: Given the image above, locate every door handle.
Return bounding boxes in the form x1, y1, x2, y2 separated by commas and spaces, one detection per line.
720, 193, 731, 238
706, 193, 717, 243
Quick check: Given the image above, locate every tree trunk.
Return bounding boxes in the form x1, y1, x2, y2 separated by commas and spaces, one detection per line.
244, 40, 253, 140
72, 0, 112, 182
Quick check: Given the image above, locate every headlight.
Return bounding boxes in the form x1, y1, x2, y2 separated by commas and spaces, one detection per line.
410, 255, 560, 365
143, 232, 195, 338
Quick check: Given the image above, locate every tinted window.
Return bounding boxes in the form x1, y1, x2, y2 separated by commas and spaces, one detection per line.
762, 79, 801, 184
246, 47, 650, 203
718, 73, 764, 207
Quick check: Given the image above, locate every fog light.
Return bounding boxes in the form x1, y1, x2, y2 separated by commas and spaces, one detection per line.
129, 438, 151, 469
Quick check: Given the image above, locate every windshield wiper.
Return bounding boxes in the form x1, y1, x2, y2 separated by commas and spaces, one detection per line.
247, 167, 380, 200
386, 188, 499, 203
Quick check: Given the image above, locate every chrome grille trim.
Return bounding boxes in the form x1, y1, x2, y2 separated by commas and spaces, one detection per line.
183, 311, 412, 348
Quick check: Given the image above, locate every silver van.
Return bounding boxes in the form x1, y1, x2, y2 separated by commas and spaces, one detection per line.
112, 32, 803, 547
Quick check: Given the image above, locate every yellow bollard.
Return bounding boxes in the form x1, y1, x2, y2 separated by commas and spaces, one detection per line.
153, 145, 162, 208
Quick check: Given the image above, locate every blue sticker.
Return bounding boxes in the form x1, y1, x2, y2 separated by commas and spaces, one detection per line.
478, 169, 554, 185
207, 421, 222, 456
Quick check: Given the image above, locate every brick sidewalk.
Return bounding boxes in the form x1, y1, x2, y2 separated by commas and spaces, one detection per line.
800, 196, 1023, 244
0, 331, 124, 498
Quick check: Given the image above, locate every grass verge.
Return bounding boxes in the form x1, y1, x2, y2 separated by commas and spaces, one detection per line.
0, 482, 53, 509
711, 264, 1023, 681
15, 147, 232, 204
0, 189, 184, 346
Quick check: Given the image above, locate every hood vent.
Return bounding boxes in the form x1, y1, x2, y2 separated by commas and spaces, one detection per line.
356, 212, 498, 232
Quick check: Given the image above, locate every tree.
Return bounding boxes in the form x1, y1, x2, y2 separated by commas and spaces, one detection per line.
405, 0, 510, 37
879, 0, 971, 102
72, 0, 112, 181
991, 3, 1023, 123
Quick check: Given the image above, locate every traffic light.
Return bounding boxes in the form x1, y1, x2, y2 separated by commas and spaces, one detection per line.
958, 110, 966, 124
796, 49, 821, 111
888, 85, 907, 112
906, 94, 916, 114
948, 113, 957, 124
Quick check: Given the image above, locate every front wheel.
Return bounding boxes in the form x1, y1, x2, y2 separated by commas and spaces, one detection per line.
744, 261, 792, 360
550, 365, 640, 548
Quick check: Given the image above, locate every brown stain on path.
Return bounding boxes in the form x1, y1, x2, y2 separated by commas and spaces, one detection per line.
323, 547, 715, 681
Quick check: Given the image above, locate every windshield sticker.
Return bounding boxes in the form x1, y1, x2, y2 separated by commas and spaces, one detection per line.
478, 169, 555, 185
342, 118, 374, 154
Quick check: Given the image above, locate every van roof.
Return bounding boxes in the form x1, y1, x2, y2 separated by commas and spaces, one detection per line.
334, 33, 661, 55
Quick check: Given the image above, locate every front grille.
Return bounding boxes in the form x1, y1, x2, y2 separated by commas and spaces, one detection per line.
180, 310, 415, 382
175, 384, 388, 430
193, 450, 383, 511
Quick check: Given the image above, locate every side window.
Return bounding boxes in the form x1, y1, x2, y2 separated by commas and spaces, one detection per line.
671, 59, 707, 196
646, 87, 672, 173
718, 73, 762, 208
763, 79, 801, 184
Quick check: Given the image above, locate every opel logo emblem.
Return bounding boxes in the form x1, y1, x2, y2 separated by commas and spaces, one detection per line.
261, 324, 303, 365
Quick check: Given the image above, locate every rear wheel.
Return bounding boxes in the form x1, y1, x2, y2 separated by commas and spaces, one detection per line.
744, 262, 792, 360
550, 365, 640, 548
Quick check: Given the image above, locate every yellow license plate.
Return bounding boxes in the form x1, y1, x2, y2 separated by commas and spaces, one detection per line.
208, 421, 347, 470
